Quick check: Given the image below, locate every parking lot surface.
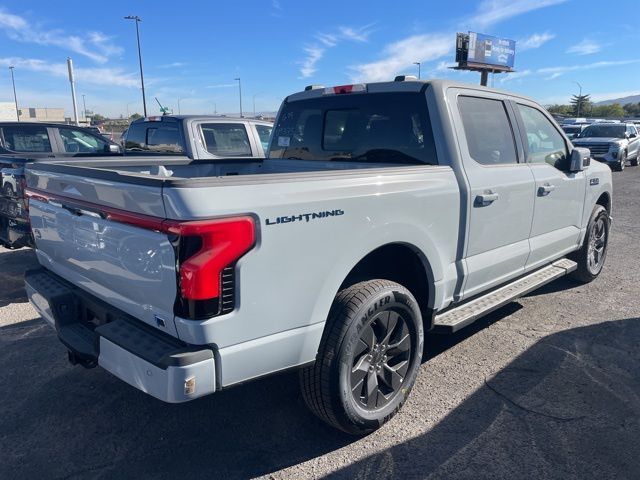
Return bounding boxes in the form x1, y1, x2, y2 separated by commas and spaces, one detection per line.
1, 167, 639, 480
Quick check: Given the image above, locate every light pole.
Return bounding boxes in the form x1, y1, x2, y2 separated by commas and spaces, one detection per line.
572, 81, 583, 117
413, 61, 421, 79
213, 102, 217, 115
9, 66, 19, 121
82, 94, 87, 123
124, 15, 147, 116
234, 77, 243, 118
177, 97, 184, 115
253, 94, 258, 117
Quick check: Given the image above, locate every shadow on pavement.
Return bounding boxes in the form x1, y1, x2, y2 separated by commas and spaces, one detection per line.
327, 317, 640, 479
0, 247, 38, 308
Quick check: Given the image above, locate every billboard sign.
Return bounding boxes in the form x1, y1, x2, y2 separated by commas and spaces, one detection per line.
466, 32, 516, 69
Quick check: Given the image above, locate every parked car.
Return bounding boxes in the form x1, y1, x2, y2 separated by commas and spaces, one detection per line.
562, 124, 587, 140
572, 122, 640, 170
24, 79, 611, 435
122, 115, 273, 158
0, 122, 122, 248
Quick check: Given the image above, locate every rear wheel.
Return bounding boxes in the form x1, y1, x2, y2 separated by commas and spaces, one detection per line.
569, 205, 609, 283
630, 150, 639, 167
300, 279, 424, 435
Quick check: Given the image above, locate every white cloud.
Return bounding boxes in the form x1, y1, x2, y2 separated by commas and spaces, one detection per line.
566, 39, 602, 56
0, 9, 122, 63
0, 57, 138, 87
158, 62, 188, 69
499, 69, 532, 83
538, 59, 640, 80
299, 46, 325, 79
298, 23, 376, 78
471, 0, 569, 28
350, 34, 451, 83
518, 32, 555, 51
351, 0, 567, 83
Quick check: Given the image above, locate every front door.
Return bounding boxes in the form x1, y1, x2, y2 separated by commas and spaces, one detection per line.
451, 92, 535, 299
512, 102, 587, 269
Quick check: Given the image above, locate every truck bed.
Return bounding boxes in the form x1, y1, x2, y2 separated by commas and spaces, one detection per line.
26, 156, 413, 188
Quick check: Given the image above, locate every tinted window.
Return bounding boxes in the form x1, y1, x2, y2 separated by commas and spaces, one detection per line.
579, 125, 626, 138
255, 124, 272, 151
201, 124, 251, 156
516, 104, 568, 169
458, 96, 518, 165
124, 122, 146, 150
147, 125, 183, 153
1, 125, 52, 152
59, 127, 109, 154
124, 121, 184, 153
270, 92, 437, 165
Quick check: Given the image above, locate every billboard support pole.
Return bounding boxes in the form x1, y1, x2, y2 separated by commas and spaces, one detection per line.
480, 70, 489, 87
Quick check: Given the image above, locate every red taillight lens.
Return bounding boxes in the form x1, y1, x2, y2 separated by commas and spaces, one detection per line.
166, 216, 255, 300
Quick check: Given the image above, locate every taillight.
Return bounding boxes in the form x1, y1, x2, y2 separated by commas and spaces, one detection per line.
167, 217, 255, 300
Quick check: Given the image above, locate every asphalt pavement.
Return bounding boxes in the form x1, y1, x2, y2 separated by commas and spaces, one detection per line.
1, 166, 639, 479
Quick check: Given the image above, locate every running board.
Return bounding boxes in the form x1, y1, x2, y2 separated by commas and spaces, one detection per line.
432, 259, 577, 333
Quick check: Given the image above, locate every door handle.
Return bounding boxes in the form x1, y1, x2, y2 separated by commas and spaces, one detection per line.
475, 191, 500, 206
538, 184, 556, 196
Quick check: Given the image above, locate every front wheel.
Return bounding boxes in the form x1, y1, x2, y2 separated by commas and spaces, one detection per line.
630, 150, 639, 167
614, 151, 626, 171
569, 205, 609, 283
300, 279, 424, 435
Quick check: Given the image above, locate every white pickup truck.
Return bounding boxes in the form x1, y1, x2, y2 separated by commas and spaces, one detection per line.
24, 79, 612, 435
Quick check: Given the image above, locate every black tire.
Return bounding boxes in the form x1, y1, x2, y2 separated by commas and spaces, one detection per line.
614, 151, 626, 171
631, 151, 639, 167
300, 279, 424, 435
568, 205, 609, 283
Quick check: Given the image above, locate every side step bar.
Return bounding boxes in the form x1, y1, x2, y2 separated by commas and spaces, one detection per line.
433, 258, 577, 333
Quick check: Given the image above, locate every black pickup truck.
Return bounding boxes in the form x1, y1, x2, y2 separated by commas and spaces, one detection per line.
0, 122, 122, 248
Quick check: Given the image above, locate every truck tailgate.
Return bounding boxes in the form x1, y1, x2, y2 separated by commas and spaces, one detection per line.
26, 168, 179, 336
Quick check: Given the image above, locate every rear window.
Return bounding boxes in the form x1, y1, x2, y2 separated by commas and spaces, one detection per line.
269, 92, 437, 165
124, 120, 184, 154
200, 123, 252, 156
1, 125, 52, 153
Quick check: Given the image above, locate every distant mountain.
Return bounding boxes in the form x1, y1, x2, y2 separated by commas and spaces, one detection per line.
595, 95, 640, 106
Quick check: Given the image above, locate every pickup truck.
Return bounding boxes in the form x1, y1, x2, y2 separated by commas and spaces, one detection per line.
122, 115, 273, 158
0, 122, 122, 248
24, 79, 612, 435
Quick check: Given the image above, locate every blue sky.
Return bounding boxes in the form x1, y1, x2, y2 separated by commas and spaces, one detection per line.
0, 0, 638, 118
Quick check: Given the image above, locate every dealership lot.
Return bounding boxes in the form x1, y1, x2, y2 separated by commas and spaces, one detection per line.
1, 166, 639, 479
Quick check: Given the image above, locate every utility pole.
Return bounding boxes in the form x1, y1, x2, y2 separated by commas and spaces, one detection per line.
413, 62, 421, 79
234, 77, 243, 118
67, 58, 79, 126
82, 94, 87, 123
8, 66, 19, 121
253, 94, 257, 117
124, 15, 147, 116
572, 81, 583, 117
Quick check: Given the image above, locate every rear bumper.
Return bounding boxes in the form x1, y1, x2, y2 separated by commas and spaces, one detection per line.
25, 268, 216, 402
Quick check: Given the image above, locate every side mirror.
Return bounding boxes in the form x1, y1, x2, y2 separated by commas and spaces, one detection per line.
109, 144, 121, 154
570, 147, 590, 172
630, 133, 637, 139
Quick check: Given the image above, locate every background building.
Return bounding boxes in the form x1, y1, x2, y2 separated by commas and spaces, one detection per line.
0, 102, 65, 122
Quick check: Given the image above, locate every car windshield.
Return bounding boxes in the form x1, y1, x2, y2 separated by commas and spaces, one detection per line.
579, 125, 626, 138
269, 92, 437, 165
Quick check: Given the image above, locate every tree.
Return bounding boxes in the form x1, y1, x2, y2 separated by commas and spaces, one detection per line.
129, 113, 143, 121
547, 104, 572, 115
570, 94, 591, 117
90, 113, 106, 123
591, 103, 625, 118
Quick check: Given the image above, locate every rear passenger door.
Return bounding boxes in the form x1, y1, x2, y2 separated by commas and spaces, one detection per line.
512, 102, 586, 269
452, 92, 535, 299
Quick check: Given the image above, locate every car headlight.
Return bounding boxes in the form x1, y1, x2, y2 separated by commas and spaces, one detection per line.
609, 145, 620, 153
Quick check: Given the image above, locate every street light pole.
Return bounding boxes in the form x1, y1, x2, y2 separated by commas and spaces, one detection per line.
413, 62, 421, 79
125, 15, 147, 116
177, 97, 183, 115
253, 94, 257, 117
9, 66, 19, 121
82, 94, 87, 123
572, 81, 583, 117
234, 77, 243, 118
